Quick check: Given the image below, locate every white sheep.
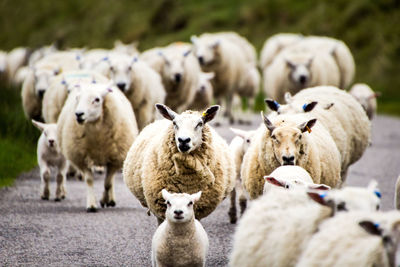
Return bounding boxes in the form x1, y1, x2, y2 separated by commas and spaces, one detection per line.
140, 47, 165, 74
297, 211, 400, 267
28, 44, 58, 67
228, 128, 256, 223
350, 83, 380, 120
241, 112, 341, 199
263, 49, 340, 102
230, 182, 382, 267
188, 72, 214, 111
123, 104, 235, 223
6, 47, 29, 84
113, 40, 139, 56
31, 120, 67, 201
266, 86, 371, 180
191, 33, 258, 123
80, 49, 110, 71
259, 33, 303, 69
57, 82, 138, 211
152, 189, 209, 267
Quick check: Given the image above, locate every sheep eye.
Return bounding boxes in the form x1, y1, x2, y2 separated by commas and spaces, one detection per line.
337, 202, 347, 211
246, 139, 250, 143
188, 201, 193, 206
285, 184, 290, 189
196, 121, 203, 129
94, 97, 100, 103
128, 66, 132, 71
110, 66, 114, 71
271, 135, 276, 140
166, 201, 171, 206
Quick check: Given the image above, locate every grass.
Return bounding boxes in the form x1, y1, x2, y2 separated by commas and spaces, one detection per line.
0, 0, 399, 186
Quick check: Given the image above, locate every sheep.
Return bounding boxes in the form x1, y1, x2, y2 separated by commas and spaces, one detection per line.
266, 85, 371, 180
230, 182, 382, 267
28, 44, 57, 67
152, 189, 208, 267
113, 40, 139, 56
228, 128, 256, 223
188, 72, 214, 111
57, 82, 138, 211
140, 47, 165, 74
6, 47, 30, 84
241, 112, 341, 199
42, 70, 109, 123
98, 54, 166, 130
31, 120, 67, 201
123, 104, 235, 223
259, 33, 304, 69
350, 83, 380, 120
297, 211, 400, 267
80, 49, 110, 71
191, 33, 258, 123
263, 49, 340, 102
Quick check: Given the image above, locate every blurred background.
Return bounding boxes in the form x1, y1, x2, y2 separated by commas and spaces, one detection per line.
0, 0, 399, 186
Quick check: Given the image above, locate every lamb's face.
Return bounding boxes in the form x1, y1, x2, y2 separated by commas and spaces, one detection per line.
191, 36, 219, 67
161, 51, 190, 84
34, 68, 59, 98
74, 83, 112, 124
108, 57, 132, 92
31, 120, 60, 151
162, 189, 201, 223
286, 58, 313, 88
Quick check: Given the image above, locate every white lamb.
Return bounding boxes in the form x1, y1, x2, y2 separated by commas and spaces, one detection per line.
263, 49, 340, 102
228, 128, 256, 223
123, 104, 235, 223
152, 189, 209, 267
188, 72, 214, 111
241, 112, 341, 199
32, 120, 67, 201
57, 82, 138, 211
297, 211, 400, 267
350, 83, 380, 120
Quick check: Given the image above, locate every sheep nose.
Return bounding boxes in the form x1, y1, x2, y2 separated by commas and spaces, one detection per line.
38, 89, 45, 98
174, 210, 183, 215
198, 56, 204, 65
75, 112, 84, 123
174, 73, 182, 83
299, 75, 307, 84
117, 83, 126, 91
178, 137, 191, 144
282, 155, 295, 165
48, 140, 54, 146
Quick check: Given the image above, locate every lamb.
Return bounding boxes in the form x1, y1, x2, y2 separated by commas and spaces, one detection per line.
32, 120, 67, 201
42, 70, 109, 123
188, 72, 214, 111
99, 54, 166, 130
230, 182, 382, 267
266, 86, 371, 179
191, 33, 258, 123
259, 33, 303, 69
228, 128, 256, 223
241, 112, 341, 199
263, 49, 340, 102
297, 211, 400, 267
152, 189, 209, 267
123, 104, 235, 223
350, 83, 380, 120
57, 82, 138, 211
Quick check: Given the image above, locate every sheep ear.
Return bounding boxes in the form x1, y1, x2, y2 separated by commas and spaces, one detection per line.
302, 102, 318, 112
183, 49, 191, 57
261, 112, 275, 134
367, 180, 381, 198
156, 103, 177, 121
308, 184, 331, 191
298, 118, 317, 133
203, 72, 215, 80
265, 99, 280, 112
191, 191, 202, 202
230, 127, 247, 139
359, 221, 382, 236
190, 35, 198, 44
102, 83, 113, 98
324, 103, 334, 110
202, 105, 219, 123
284, 92, 293, 104
307, 191, 328, 205
212, 40, 220, 49
31, 119, 46, 132
285, 59, 296, 69
264, 176, 285, 188
161, 189, 171, 201
306, 57, 313, 68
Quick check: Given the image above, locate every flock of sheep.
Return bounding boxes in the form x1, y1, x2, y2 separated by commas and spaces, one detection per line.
1, 31, 399, 266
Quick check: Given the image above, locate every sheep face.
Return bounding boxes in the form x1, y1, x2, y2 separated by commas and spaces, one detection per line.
107, 56, 132, 92
285, 57, 313, 88
160, 50, 190, 84
162, 189, 202, 223
191, 36, 220, 67
230, 127, 256, 152
34, 67, 60, 98
32, 120, 59, 151
197, 72, 214, 94
74, 83, 112, 124
156, 104, 220, 153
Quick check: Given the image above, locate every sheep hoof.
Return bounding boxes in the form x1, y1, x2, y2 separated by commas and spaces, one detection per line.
230, 216, 237, 224
86, 207, 97, 213
100, 200, 105, 208
41, 196, 49, 200
54, 198, 61, 202
61, 195, 66, 199
229, 118, 235, 125
106, 200, 116, 207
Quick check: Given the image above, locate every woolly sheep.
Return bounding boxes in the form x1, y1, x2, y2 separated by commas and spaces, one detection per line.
6, 47, 29, 84
263, 49, 340, 102
123, 104, 235, 223
259, 33, 303, 69
350, 83, 380, 120
57, 82, 138, 211
42, 70, 109, 123
188, 72, 214, 111
32, 120, 67, 201
230, 182, 382, 267
152, 189, 208, 267
297, 211, 400, 267
266, 86, 371, 179
191, 33, 258, 123
241, 112, 341, 199
228, 128, 256, 223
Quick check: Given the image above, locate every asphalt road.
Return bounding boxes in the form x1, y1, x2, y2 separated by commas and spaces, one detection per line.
1, 114, 400, 266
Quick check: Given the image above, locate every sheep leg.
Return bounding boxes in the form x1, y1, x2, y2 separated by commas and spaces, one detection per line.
100, 166, 117, 208
228, 188, 237, 224
224, 93, 235, 124
84, 170, 97, 212
55, 162, 67, 201
236, 178, 248, 215
40, 167, 51, 200
157, 217, 164, 225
